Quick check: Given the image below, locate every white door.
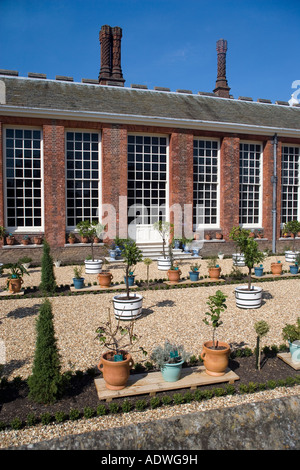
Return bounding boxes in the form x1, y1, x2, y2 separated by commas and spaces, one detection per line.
127, 134, 168, 243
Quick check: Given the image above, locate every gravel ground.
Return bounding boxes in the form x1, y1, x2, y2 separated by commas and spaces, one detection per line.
0, 254, 299, 448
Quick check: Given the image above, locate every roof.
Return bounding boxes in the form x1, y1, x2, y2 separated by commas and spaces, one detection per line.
1, 75, 300, 137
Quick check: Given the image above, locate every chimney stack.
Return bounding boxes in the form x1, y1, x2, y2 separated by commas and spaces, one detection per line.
99, 25, 125, 86
213, 39, 230, 98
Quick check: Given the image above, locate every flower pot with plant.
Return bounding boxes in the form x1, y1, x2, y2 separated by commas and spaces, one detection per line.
230, 226, 265, 308
33, 235, 42, 245
72, 265, 85, 289
166, 245, 181, 283
218, 251, 224, 260
68, 232, 76, 244
207, 256, 221, 280
201, 290, 230, 376
153, 220, 173, 271
289, 253, 300, 274
150, 340, 190, 382
96, 308, 147, 390
18, 256, 32, 270
113, 239, 143, 320
271, 260, 283, 275
2, 261, 30, 293
6, 233, 15, 245
97, 257, 113, 288
189, 262, 201, 281
283, 220, 300, 263
21, 235, 30, 245
54, 259, 62, 268
76, 220, 105, 274
282, 318, 300, 364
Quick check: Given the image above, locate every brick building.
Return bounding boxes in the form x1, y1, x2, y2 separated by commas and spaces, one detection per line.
0, 25, 299, 262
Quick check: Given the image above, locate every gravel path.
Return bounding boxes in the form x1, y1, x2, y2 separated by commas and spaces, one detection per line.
0, 254, 299, 448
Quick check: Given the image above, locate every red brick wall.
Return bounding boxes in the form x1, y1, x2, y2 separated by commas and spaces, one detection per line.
220, 135, 240, 240
43, 122, 66, 246
0, 122, 3, 246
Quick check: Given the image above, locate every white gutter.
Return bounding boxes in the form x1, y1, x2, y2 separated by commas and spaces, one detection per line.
0, 104, 300, 138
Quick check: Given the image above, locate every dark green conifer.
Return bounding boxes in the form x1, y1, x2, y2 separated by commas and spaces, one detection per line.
39, 240, 57, 294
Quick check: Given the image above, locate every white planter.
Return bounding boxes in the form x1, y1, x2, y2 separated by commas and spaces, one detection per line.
235, 285, 263, 309
84, 259, 102, 274
218, 254, 224, 260
22, 263, 31, 270
289, 340, 300, 364
113, 293, 143, 321
232, 253, 245, 266
285, 251, 300, 263
54, 260, 61, 267
157, 256, 171, 271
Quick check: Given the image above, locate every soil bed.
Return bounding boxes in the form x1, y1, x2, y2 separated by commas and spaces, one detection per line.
1, 353, 299, 427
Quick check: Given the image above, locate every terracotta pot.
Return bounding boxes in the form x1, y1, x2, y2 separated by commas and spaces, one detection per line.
98, 272, 113, 287
249, 232, 255, 238
208, 267, 221, 280
215, 233, 223, 240
81, 236, 89, 243
8, 278, 23, 293
201, 340, 230, 376
167, 269, 181, 283
98, 351, 134, 390
6, 237, 15, 245
271, 262, 282, 275
93, 237, 100, 243
68, 237, 75, 244
34, 237, 42, 245
205, 234, 211, 240
21, 239, 29, 245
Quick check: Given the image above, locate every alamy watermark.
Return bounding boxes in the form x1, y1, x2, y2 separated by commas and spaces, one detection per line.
288, 80, 300, 106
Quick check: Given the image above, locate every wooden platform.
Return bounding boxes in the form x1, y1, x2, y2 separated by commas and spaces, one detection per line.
70, 284, 138, 292
277, 352, 300, 370
0, 289, 24, 296
94, 365, 240, 402
252, 272, 300, 279
164, 278, 225, 286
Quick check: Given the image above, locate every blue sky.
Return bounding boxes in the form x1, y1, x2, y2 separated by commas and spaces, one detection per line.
1, 0, 299, 103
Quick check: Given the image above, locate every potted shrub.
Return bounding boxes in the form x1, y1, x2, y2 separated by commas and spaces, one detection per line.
6, 232, 15, 245
96, 308, 147, 390
283, 220, 300, 263
72, 265, 85, 289
166, 245, 181, 283
254, 264, 264, 277
19, 256, 32, 270
181, 236, 193, 253
153, 220, 173, 271
150, 340, 190, 382
218, 251, 224, 260
229, 226, 265, 309
68, 232, 76, 244
172, 237, 181, 250
289, 253, 300, 274
76, 220, 105, 274
215, 232, 223, 240
201, 290, 230, 376
207, 256, 221, 280
97, 258, 113, 288
271, 259, 283, 276
113, 239, 143, 320
189, 262, 201, 281
282, 318, 300, 364
21, 235, 30, 245
2, 261, 30, 293
33, 235, 43, 245
230, 226, 246, 266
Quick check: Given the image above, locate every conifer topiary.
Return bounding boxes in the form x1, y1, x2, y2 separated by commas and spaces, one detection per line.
28, 298, 64, 404
39, 240, 57, 294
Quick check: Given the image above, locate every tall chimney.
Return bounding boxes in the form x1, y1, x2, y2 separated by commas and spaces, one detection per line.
99, 25, 125, 86
213, 39, 230, 98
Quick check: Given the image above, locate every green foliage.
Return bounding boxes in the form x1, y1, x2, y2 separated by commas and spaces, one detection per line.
96, 404, 107, 416
83, 406, 95, 418
122, 399, 132, 413
161, 395, 172, 406
2, 261, 29, 280
55, 411, 67, 423
108, 402, 120, 414
282, 318, 300, 343
254, 320, 270, 370
153, 220, 174, 258
121, 239, 143, 298
203, 290, 227, 348
39, 240, 57, 294
76, 220, 105, 260
26, 413, 37, 427
149, 396, 161, 409
73, 265, 84, 279
173, 393, 184, 405
135, 399, 147, 411
0, 225, 6, 239
69, 409, 80, 420
283, 220, 300, 250
150, 340, 190, 370
40, 412, 52, 425
10, 417, 23, 430
28, 298, 64, 404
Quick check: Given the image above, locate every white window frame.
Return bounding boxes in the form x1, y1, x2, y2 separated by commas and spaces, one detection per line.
280, 144, 300, 226
193, 137, 220, 229
127, 132, 170, 225
65, 129, 102, 231
239, 140, 263, 229
3, 125, 44, 233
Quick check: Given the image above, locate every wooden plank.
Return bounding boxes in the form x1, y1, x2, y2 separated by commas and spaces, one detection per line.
277, 352, 300, 370
70, 284, 138, 292
94, 365, 240, 402
0, 289, 25, 296
164, 278, 225, 286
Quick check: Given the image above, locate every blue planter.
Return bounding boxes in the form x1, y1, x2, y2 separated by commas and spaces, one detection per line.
115, 246, 122, 258
174, 240, 180, 249
289, 265, 299, 274
110, 250, 116, 259
289, 341, 300, 363
254, 266, 264, 277
161, 360, 184, 382
124, 275, 135, 286
73, 277, 85, 289
192, 248, 199, 257
183, 245, 190, 253
189, 271, 199, 281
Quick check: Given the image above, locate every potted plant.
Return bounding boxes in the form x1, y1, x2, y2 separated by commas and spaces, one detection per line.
76, 220, 105, 274
153, 220, 173, 271
18, 256, 32, 270
72, 265, 85, 289
189, 262, 201, 281
21, 235, 30, 245
2, 261, 30, 293
6, 232, 15, 245
254, 264, 264, 277
289, 253, 300, 274
201, 290, 230, 376
54, 259, 62, 268
230, 226, 245, 266
150, 340, 190, 382
96, 308, 147, 390
207, 256, 221, 280
256, 228, 264, 239
33, 235, 42, 245
283, 220, 300, 263
68, 232, 76, 244
215, 232, 223, 240
282, 318, 300, 364
113, 239, 143, 320
143, 257, 153, 288
271, 259, 283, 276
166, 245, 181, 283
181, 236, 193, 253
97, 258, 113, 288
218, 251, 224, 260
172, 237, 181, 250
230, 226, 265, 309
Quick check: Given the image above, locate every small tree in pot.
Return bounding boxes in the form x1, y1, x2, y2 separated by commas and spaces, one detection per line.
201, 290, 230, 376
153, 220, 174, 271
76, 220, 105, 273
230, 226, 266, 308
283, 220, 300, 263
